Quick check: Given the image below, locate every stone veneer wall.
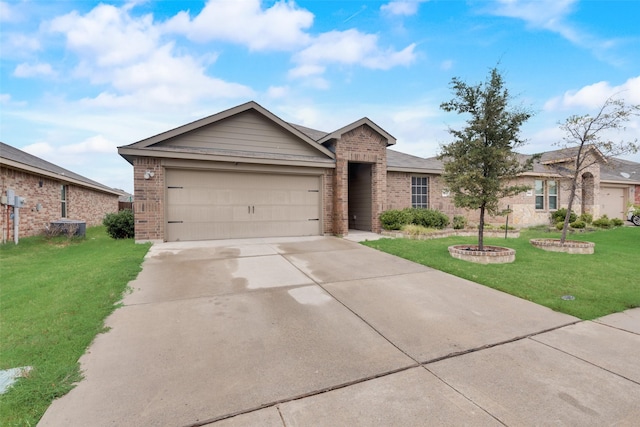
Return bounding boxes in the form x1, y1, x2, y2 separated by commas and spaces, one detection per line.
0, 165, 118, 240
133, 157, 164, 242
333, 125, 388, 234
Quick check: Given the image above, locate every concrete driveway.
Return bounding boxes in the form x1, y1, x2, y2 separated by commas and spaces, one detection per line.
40, 236, 640, 426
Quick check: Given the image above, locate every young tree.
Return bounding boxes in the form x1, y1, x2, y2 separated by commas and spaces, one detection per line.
555, 96, 640, 243
439, 68, 534, 250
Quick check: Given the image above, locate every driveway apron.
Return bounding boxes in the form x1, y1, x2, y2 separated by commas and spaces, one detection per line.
39, 236, 640, 426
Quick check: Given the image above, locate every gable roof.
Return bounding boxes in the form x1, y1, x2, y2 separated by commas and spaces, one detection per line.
118, 101, 335, 167
317, 117, 396, 146
538, 145, 607, 165
0, 142, 121, 195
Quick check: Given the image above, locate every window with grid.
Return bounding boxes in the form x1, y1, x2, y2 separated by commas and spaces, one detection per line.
411, 176, 429, 208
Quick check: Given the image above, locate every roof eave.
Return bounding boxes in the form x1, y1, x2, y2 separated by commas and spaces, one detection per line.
117, 147, 336, 169
0, 158, 121, 196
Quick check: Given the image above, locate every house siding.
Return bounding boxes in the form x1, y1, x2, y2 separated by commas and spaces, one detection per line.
0, 165, 118, 239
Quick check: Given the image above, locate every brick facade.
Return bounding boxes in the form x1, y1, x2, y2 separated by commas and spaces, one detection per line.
1, 165, 118, 240
132, 157, 164, 242
386, 172, 411, 210
331, 125, 388, 234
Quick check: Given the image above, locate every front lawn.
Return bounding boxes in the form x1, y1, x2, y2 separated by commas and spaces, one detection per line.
363, 226, 639, 320
0, 227, 150, 426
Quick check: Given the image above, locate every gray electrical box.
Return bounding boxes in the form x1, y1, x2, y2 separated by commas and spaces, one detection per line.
15, 197, 26, 208
6, 189, 15, 206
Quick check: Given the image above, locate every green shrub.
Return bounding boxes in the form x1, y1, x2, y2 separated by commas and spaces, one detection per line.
579, 213, 593, 224
499, 224, 517, 230
103, 209, 135, 239
570, 220, 586, 229
409, 208, 450, 229
555, 222, 564, 230
551, 208, 577, 224
592, 215, 611, 228
452, 215, 467, 230
380, 209, 413, 230
611, 218, 624, 227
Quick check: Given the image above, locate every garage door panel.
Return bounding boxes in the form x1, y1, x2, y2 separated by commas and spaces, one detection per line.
600, 187, 625, 220
166, 169, 321, 241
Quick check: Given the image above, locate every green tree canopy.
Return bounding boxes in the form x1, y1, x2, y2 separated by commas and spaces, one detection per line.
439, 67, 534, 250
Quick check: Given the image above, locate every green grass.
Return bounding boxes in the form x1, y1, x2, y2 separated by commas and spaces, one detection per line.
0, 227, 150, 426
363, 226, 639, 321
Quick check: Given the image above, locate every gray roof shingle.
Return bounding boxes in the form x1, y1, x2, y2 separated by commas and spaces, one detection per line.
0, 142, 120, 193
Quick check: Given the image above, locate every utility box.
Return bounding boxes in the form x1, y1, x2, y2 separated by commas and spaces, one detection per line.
6, 189, 15, 206
50, 220, 87, 237
15, 197, 26, 208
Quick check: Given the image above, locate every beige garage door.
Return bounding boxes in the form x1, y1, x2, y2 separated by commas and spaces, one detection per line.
166, 169, 321, 241
600, 186, 625, 220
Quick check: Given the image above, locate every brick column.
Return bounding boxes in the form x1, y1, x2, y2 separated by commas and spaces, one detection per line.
133, 157, 164, 242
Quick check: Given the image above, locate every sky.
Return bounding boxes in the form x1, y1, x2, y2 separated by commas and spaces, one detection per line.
1, 0, 639, 194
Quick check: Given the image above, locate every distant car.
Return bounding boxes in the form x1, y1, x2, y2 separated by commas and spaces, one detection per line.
628, 210, 640, 226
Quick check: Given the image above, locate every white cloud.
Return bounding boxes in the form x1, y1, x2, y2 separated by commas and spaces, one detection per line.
0, 1, 19, 22
47, 3, 254, 108
491, 0, 576, 29
381, 0, 428, 17
440, 59, 453, 70
60, 135, 115, 154
49, 3, 159, 67
22, 142, 55, 157
5, 33, 41, 52
488, 0, 622, 63
163, 0, 313, 51
0, 93, 11, 104
290, 29, 416, 79
544, 75, 640, 111
13, 62, 55, 78
266, 86, 289, 99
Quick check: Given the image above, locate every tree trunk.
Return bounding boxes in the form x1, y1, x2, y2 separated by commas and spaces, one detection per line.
478, 205, 485, 251
561, 162, 581, 244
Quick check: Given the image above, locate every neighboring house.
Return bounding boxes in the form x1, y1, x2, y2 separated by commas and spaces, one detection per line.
1, 142, 121, 241
118, 101, 640, 243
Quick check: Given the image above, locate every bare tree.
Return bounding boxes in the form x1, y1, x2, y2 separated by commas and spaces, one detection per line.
555, 96, 640, 243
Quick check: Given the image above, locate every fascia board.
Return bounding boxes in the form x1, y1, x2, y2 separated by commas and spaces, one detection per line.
0, 158, 121, 196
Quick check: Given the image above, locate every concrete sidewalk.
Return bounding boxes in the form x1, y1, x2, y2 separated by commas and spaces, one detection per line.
39, 236, 640, 426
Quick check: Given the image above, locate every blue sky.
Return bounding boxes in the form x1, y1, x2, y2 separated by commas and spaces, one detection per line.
1, 0, 639, 193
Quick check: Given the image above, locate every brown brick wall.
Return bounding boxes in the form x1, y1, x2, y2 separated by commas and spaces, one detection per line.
0, 165, 118, 240
133, 157, 164, 242
386, 172, 411, 210
333, 125, 388, 234
634, 185, 640, 205
323, 169, 334, 234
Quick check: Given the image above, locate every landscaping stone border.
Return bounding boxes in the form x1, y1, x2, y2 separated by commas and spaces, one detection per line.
381, 229, 520, 240
529, 239, 595, 254
448, 245, 516, 264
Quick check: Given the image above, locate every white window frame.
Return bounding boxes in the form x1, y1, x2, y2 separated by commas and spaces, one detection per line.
534, 179, 558, 211
61, 184, 68, 218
